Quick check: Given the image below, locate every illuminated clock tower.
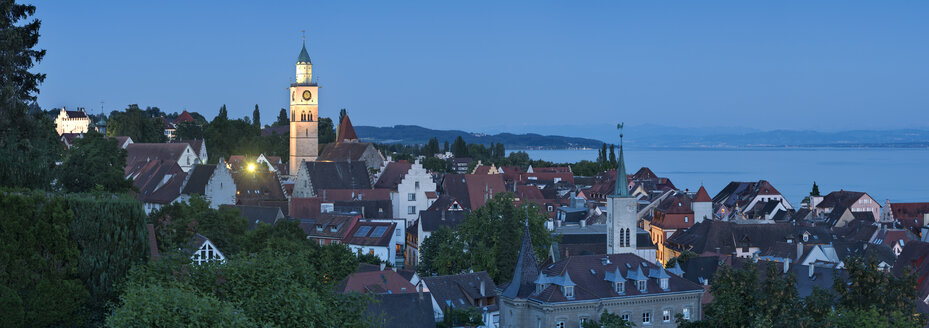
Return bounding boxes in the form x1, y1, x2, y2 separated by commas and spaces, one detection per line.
289, 41, 319, 175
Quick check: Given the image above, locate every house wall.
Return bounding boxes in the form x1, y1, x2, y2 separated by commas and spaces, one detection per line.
500, 291, 703, 328
176, 145, 200, 173
205, 163, 236, 208
394, 162, 437, 225
693, 201, 712, 223
292, 163, 316, 198
745, 195, 792, 212
349, 244, 391, 263
849, 194, 880, 221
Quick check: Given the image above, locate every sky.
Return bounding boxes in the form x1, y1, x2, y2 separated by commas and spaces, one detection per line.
31, 1, 929, 140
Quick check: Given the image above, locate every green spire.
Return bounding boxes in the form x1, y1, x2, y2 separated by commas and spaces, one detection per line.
297, 41, 312, 64
613, 123, 630, 197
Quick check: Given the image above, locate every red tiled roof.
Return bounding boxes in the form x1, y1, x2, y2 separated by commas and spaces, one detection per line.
337, 115, 358, 142
344, 221, 396, 246
290, 197, 321, 219
694, 186, 712, 202
174, 110, 195, 124
891, 203, 929, 227
466, 174, 506, 210
339, 269, 415, 294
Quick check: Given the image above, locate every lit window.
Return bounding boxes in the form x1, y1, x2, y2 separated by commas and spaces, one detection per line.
663, 309, 671, 322
642, 311, 651, 324
684, 216, 689, 222
660, 278, 669, 290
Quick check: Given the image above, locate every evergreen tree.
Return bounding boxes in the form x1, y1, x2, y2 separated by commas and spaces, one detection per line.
339, 108, 347, 125
252, 104, 261, 129
600, 143, 608, 164
275, 108, 289, 126
0, 0, 46, 103
443, 140, 450, 153
217, 104, 228, 121
609, 144, 617, 167
495, 142, 505, 160
452, 136, 468, 158
811, 182, 821, 196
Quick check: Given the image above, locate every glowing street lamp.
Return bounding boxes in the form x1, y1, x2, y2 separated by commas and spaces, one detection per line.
247, 163, 256, 172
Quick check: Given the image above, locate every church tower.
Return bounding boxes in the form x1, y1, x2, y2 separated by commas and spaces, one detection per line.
607, 125, 637, 254
289, 41, 319, 175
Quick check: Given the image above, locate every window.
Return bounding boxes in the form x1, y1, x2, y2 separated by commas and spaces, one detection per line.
684, 216, 689, 223
663, 309, 671, 322
579, 317, 589, 326
615, 281, 624, 294
408, 206, 416, 214
408, 193, 416, 201
396, 229, 401, 237
637, 280, 647, 292
564, 286, 574, 298
642, 311, 652, 324
555, 321, 565, 328
415, 181, 420, 189
803, 234, 809, 242
660, 278, 669, 290
621, 313, 630, 322
682, 307, 692, 320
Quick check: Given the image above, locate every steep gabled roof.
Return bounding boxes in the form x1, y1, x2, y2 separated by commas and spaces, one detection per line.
337, 115, 359, 142
303, 161, 371, 195
373, 160, 412, 190
174, 110, 196, 124
817, 190, 868, 210
422, 272, 498, 312
297, 42, 312, 64
366, 293, 436, 328
125, 143, 192, 169
501, 225, 539, 299
318, 143, 378, 162
181, 164, 216, 195
694, 186, 712, 202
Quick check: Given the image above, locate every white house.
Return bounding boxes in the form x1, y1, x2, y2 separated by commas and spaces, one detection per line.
54, 107, 90, 135
177, 158, 236, 208
191, 234, 225, 265
345, 220, 402, 265
374, 160, 438, 225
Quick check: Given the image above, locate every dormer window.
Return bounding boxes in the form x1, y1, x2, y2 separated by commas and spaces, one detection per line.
615, 282, 625, 294
536, 283, 545, 295
636, 280, 647, 292
564, 286, 574, 298
803, 234, 809, 242
660, 278, 669, 290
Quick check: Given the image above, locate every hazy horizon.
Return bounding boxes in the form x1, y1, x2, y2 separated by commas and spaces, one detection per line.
33, 1, 929, 133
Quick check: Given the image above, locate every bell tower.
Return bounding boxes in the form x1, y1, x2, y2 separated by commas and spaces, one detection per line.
607, 123, 637, 254
289, 39, 319, 175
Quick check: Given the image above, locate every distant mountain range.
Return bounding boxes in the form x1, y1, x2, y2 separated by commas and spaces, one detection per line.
355, 124, 929, 149
354, 125, 602, 149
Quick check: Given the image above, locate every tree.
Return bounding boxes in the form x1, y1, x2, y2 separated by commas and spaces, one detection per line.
151, 196, 248, 255
339, 108, 347, 125
417, 227, 469, 277
56, 130, 134, 193
252, 104, 261, 129
275, 108, 289, 126
424, 137, 440, 156
810, 181, 820, 196
107, 284, 254, 327
451, 136, 468, 158
107, 104, 166, 143
422, 156, 448, 173
609, 144, 617, 167
495, 142, 505, 159
439, 306, 484, 328
217, 104, 228, 121
0, 1, 59, 189
175, 121, 204, 140
600, 143, 608, 164
443, 140, 449, 153
319, 117, 336, 144
0, 0, 46, 103
583, 310, 635, 328
833, 256, 924, 325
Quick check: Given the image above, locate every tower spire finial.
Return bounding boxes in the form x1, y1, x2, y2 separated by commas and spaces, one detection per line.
613, 122, 630, 197
301, 29, 306, 41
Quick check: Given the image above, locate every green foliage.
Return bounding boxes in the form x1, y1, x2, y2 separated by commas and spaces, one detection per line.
175, 121, 204, 140
811, 181, 821, 196
252, 104, 261, 129
319, 116, 336, 144
106, 104, 167, 143
113, 248, 371, 327
583, 310, 635, 328
417, 227, 469, 277
418, 194, 555, 284
0, 190, 88, 327
423, 137, 441, 156
833, 256, 925, 325
422, 156, 448, 173
0, 101, 59, 189
274, 108, 288, 126
56, 130, 134, 193
66, 193, 150, 315
452, 136, 468, 157
107, 282, 254, 327
151, 197, 248, 255
438, 306, 484, 328
0, 0, 46, 103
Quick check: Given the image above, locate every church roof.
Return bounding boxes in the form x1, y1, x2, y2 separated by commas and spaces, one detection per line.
337, 115, 359, 142
613, 144, 630, 197
174, 110, 196, 124
694, 186, 712, 202
501, 224, 539, 299
297, 42, 312, 64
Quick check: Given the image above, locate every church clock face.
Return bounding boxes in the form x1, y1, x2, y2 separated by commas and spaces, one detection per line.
302, 90, 312, 101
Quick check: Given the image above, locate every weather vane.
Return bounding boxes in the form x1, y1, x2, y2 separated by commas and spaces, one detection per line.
617, 122, 624, 147
301, 30, 306, 41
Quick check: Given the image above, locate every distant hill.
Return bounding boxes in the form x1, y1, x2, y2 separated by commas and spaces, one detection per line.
354, 125, 603, 149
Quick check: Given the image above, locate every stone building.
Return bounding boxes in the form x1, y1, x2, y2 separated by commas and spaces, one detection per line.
499, 226, 703, 328
374, 160, 438, 225
54, 107, 90, 135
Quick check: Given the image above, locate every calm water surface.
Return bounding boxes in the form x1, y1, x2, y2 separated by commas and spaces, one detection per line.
508, 148, 929, 204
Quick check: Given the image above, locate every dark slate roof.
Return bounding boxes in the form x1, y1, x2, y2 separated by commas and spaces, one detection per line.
422, 272, 498, 312
374, 160, 412, 190
125, 143, 191, 168
181, 164, 216, 195
305, 213, 359, 239
337, 115, 359, 142
501, 225, 539, 299
232, 171, 286, 202
332, 199, 393, 219
318, 143, 378, 163
131, 160, 187, 204
170, 139, 205, 156
235, 205, 284, 230
297, 42, 311, 64
666, 220, 796, 255
816, 190, 867, 210
680, 256, 720, 286
303, 161, 371, 194
419, 209, 470, 232
530, 253, 703, 303
441, 174, 506, 210
833, 218, 879, 242
712, 180, 783, 209
65, 110, 87, 118
366, 293, 436, 328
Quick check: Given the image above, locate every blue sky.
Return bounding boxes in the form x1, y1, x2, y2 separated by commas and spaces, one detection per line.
32, 1, 929, 139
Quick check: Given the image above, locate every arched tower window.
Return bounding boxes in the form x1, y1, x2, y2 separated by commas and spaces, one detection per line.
309, 113, 313, 122
625, 229, 631, 247
291, 111, 295, 122
619, 228, 625, 248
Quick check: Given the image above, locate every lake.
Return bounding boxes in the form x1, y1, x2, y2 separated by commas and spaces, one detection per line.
508, 148, 929, 204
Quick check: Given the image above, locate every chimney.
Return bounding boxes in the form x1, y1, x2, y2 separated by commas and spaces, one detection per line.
417, 283, 424, 300
379, 262, 386, 271
441, 210, 446, 220
480, 279, 486, 297
784, 258, 790, 274
808, 264, 815, 278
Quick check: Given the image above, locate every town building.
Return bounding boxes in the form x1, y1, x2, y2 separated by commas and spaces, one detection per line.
177, 158, 236, 208
712, 180, 792, 221
419, 272, 499, 326
374, 160, 438, 224
54, 107, 90, 135
344, 220, 403, 265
